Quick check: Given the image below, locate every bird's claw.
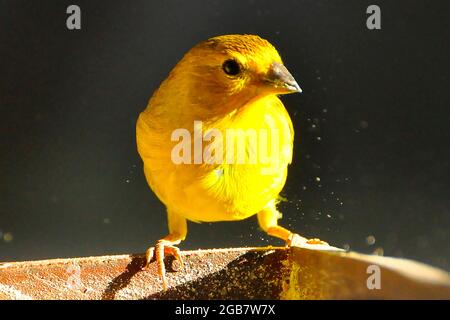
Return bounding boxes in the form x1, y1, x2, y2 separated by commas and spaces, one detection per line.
287, 233, 329, 247
164, 245, 184, 270
286, 233, 308, 247
306, 238, 329, 245
144, 240, 184, 290
144, 247, 154, 268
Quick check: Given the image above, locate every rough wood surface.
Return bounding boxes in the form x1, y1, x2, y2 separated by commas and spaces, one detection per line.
1, 245, 449, 300
0, 247, 289, 300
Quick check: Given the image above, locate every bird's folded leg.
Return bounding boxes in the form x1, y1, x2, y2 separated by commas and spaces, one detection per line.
257, 202, 329, 248
144, 210, 187, 290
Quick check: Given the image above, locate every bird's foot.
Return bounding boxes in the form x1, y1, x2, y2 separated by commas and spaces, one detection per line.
144, 239, 184, 290
287, 233, 329, 247
305, 238, 329, 245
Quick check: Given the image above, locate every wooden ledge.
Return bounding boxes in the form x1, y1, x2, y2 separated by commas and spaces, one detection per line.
1, 245, 449, 300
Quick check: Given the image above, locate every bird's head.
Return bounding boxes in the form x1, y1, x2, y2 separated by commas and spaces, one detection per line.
166, 34, 301, 118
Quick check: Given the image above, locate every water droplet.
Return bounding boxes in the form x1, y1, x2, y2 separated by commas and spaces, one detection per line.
366, 235, 376, 245
3, 232, 13, 243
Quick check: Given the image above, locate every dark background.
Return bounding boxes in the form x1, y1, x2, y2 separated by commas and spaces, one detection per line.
0, 0, 449, 270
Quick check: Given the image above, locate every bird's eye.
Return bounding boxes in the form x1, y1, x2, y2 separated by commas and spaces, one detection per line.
222, 59, 241, 76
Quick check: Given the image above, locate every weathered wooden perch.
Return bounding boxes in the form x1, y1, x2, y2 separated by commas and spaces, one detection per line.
1, 245, 449, 300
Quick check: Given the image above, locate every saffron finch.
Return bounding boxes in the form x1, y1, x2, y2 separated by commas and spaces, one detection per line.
136, 34, 326, 289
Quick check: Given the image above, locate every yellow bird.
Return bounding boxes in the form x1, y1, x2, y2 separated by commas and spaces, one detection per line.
136, 34, 325, 289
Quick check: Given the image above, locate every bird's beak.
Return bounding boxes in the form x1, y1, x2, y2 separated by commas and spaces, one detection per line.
264, 62, 302, 94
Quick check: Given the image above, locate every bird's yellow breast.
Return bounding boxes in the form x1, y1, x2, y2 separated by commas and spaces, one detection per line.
136, 95, 294, 222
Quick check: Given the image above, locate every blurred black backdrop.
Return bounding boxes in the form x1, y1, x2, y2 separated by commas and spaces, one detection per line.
0, 0, 449, 270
